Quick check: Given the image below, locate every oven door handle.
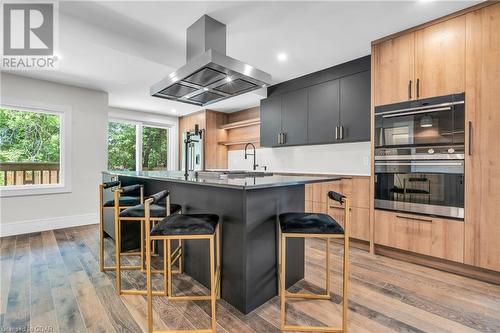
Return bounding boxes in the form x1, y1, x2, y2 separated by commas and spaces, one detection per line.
381, 106, 451, 118
375, 162, 464, 166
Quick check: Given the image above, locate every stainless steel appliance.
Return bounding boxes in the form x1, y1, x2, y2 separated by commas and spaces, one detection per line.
374, 93, 465, 219
182, 128, 204, 175
150, 15, 272, 106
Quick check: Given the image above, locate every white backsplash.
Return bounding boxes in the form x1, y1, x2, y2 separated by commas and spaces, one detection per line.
228, 141, 371, 175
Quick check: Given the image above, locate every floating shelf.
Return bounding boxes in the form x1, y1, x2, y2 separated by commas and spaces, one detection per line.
219, 117, 260, 130
218, 138, 260, 146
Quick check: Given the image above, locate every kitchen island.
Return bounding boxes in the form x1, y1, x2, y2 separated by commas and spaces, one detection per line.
102, 170, 341, 314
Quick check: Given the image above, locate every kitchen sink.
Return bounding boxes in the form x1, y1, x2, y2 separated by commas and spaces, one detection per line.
196, 170, 274, 179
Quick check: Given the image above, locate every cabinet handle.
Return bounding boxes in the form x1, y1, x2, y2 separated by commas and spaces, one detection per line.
277, 133, 281, 144
468, 121, 472, 156
282, 132, 286, 144
416, 78, 420, 99
396, 214, 432, 223
339, 126, 344, 140
408, 80, 412, 99
335, 126, 339, 140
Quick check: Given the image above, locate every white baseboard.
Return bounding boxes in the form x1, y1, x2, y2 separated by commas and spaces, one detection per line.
0, 213, 98, 237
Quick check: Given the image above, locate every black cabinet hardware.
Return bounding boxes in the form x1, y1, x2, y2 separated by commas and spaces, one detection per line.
416, 78, 420, 98
468, 121, 472, 156
408, 80, 412, 99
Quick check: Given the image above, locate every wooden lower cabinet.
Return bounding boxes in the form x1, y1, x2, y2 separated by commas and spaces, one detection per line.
305, 177, 370, 242
328, 205, 370, 241
374, 210, 464, 263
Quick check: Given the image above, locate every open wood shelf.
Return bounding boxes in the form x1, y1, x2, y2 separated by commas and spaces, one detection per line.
218, 138, 260, 146
219, 117, 260, 130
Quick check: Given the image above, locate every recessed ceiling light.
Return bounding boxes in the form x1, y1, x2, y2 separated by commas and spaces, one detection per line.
203, 87, 209, 91
225, 77, 232, 82
277, 53, 288, 62
172, 76, 178, 82
171, 109, 177, 113
262, 84, 267, 88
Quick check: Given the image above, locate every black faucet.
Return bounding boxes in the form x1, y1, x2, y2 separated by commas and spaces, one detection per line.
244, 142, 258, 171
184, 124, 202, 178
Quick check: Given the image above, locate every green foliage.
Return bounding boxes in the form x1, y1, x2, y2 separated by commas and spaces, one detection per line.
108, 122, 136, 170
142, 127, 168, 171
0, 108, 60, 163
107, 122, 169, 171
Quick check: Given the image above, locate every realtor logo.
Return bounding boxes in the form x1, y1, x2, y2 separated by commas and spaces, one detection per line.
1, 2, 58, 69
4, 3, 53, 55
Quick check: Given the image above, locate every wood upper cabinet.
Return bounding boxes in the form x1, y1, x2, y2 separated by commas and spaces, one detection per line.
415, 16, 466, 99
373, 16, 465, 106
464, 3, 500, 272
373, 33, 415, 106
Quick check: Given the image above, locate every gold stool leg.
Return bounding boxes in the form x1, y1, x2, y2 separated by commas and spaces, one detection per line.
280, 233, 286, 330
114, 193, 122, 294
146, 216, 153, 333
210, 235, 217, 332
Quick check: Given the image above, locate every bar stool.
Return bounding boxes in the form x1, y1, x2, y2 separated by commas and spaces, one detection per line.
115, 189, 182, 295
144, 198, 220, 333
278, 191, 350, 332
99, 179, 144, 272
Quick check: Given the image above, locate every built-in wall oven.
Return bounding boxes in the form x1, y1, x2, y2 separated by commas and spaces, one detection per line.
374, 93, 465, 219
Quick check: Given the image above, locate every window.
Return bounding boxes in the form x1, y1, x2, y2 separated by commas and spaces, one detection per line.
107, 121, 170, 172
108, 121, 136, 171
0, 101, 71, 197
142, 126, 168, 171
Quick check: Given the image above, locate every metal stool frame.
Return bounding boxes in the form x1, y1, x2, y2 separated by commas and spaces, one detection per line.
145, 198, 221, 333
278, 195, 350, 332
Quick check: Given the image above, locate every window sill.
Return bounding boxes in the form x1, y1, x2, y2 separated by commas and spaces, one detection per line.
0, 184, 71, 197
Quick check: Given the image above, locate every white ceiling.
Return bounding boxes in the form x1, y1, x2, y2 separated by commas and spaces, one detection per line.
7, 0, 480, 116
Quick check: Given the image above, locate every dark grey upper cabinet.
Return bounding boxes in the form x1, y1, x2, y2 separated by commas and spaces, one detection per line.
281, 89, 308, 146
260, 55, 371, 147
339, 70, 371, 142
260, 95, 282, 147
307, 79, 340, 144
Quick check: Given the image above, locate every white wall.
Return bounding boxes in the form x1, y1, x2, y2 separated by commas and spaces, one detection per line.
228, 141, 371, 176
0, 73, 177, 236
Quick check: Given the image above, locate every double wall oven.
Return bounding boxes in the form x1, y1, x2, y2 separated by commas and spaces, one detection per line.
374, 93, 465, 219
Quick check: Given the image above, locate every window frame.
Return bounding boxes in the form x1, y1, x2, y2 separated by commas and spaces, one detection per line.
108, 118, 174, 172
0, 99, 72, 197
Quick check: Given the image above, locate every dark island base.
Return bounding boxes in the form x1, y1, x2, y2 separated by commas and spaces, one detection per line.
103, 174, 305, 314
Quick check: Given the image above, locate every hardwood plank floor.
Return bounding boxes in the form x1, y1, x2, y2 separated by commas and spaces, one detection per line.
1, 224, 499, 333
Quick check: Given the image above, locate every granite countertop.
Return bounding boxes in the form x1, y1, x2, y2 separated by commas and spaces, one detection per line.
103, 170, 343, 190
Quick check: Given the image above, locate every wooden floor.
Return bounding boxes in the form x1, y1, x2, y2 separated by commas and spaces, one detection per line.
1, 225, 500, 333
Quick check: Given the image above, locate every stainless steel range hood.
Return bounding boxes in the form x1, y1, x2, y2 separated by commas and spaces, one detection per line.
150, 15, 272, 107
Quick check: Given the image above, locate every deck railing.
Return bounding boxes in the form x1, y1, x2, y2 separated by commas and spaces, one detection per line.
0, 162, 60, 186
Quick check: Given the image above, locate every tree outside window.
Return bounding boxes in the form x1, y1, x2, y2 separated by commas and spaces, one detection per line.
107, 121, 169, 171
0, 108, 61, 186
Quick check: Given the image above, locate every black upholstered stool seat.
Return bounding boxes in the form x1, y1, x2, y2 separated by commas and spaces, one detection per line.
279, 212, 344, 234
104, 195, 141, 207
119, 203, 182, 218
151, 214, 219, 236
103, 184, 143, 207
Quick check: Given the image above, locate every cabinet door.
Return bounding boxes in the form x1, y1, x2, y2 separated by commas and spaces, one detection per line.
281, 89, 308, 146
327, 206, 369, 241
339, 71, 371, 142
415, 16, 465, 99
372, 33, 415, 106
260, 96, 282, 147
464, 4, 500, 272
307, 80, 340, 144
374, 210, 464, 262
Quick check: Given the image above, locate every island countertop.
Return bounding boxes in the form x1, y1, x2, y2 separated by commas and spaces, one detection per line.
103, 170, 342, 190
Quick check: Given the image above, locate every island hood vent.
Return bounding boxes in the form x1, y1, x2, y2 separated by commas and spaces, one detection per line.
150, 15, 272, 106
